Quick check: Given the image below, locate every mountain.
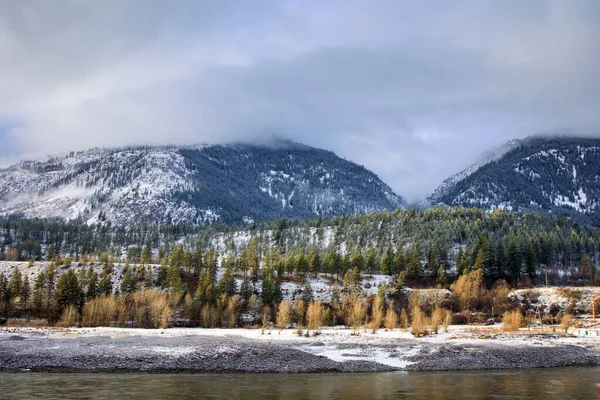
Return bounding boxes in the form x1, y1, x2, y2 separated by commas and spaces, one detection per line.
428, 139, 520, 205
0, 140, 405, 225
429, 136, 600, 224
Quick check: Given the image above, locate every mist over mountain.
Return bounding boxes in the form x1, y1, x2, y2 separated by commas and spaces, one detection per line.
429, 136, 600, 224
0, 140, 405, 225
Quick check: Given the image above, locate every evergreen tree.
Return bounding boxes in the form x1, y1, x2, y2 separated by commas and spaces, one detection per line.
261, 268, 282, 307
407, 245, 421, 279
302, 280, 314, 303
380, 246, 394, 276
240, 275, 253, 301
581, 253, 596, 285
366, 247, 378, 277
55, 269, 82, 313
308, 247, 321, 278
218, 265, 237, 296
121, 265, 138, 294
87, 271, 99, 299
8, 268, 22, 301
21, 275, 31, 308
99, 272, 113, 296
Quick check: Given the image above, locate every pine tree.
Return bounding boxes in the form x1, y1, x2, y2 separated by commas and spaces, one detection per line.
581, 253, 596, 285
261, 268, 282, 307
456, 247, 465, 276
407, 245, 421, 280
56, 270, 82, 313
87, 271, 99, 299
351, 250, 364, 273
302, 280, 314, 303
436, 264, 447, 287
8, 267, 22, 301
296, 253, 309, 281
240, 275, 253, 301
380, 246, 394, 275
366, 247, 378, 277
308, 248, 321, 278
21, 275, 31, 308
121, 265, 138, 294
218, 265, 237, 296
99, 272, 113, 296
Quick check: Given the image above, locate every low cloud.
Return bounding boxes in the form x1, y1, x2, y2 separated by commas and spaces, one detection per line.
1, 0, 600, 201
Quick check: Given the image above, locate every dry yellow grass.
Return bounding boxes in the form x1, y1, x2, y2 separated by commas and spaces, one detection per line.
5, 318, 48, 327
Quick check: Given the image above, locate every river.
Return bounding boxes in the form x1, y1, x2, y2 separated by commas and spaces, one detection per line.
1, 367, 599, 399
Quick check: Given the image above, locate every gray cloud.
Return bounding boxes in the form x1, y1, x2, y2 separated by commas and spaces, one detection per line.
1, 0, 600, 201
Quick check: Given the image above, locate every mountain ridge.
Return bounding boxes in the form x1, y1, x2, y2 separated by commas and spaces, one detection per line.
430, 135, 600, 224
0, 140, 405, 225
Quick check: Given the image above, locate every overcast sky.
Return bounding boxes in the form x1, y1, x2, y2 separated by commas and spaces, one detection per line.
1, 1, 600, 202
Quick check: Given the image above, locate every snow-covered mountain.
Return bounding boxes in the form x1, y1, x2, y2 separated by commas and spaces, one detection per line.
430, 136, 600, 224
428, 139, 520, 205
0, 140, 405, 225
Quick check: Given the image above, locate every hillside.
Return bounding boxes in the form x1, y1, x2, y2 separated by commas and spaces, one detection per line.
0, 141, 404, 225
429, 136, 600, 224
1, 207, 598, 287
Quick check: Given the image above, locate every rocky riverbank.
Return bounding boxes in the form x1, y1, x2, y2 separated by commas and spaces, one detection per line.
1, 326, 599, 373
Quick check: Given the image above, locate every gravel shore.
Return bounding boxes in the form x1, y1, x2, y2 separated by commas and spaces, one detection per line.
1, 327, 599, 373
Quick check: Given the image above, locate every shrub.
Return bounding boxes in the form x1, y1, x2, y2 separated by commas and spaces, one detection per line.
349, 299, 366, 334
201, 304, 219, 328
451, 269, 485, 312
560, 313, 573, 333
306, 301, 325, 333
81, 295, 123, 327
430, 306, 443, 334
384, 308, 397, 330
443, 310, 452, 332
502, 310, 523, 332
57, 305, 79, 327
399, 308, 409, 329
410, 306, 427, 337
276, 300, 293, 330
225, 295, 241, 328
294, 298, 306, 326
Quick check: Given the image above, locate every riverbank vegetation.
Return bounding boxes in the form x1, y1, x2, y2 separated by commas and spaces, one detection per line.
0, 207, 598, 333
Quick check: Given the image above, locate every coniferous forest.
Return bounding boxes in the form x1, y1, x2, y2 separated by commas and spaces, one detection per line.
0, 207, 598, 328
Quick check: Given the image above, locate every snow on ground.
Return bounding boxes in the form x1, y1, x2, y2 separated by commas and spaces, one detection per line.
7, 323, 600, 370
513, 286, 600, 314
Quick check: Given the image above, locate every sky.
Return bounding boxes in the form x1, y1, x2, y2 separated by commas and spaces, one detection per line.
1, 1, 600, 202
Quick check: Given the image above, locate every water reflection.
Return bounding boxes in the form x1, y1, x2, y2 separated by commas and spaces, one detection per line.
1, 367, 599, 400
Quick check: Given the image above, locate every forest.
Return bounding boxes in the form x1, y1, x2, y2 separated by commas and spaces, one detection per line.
0, 207, 598, 331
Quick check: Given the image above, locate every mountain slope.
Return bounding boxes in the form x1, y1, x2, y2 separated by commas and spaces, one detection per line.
428, 139, 520, 205
0, 141, 405, 225
430, 136, 600, 223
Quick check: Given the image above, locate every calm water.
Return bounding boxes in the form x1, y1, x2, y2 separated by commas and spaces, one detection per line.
1, 368, 599, 399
